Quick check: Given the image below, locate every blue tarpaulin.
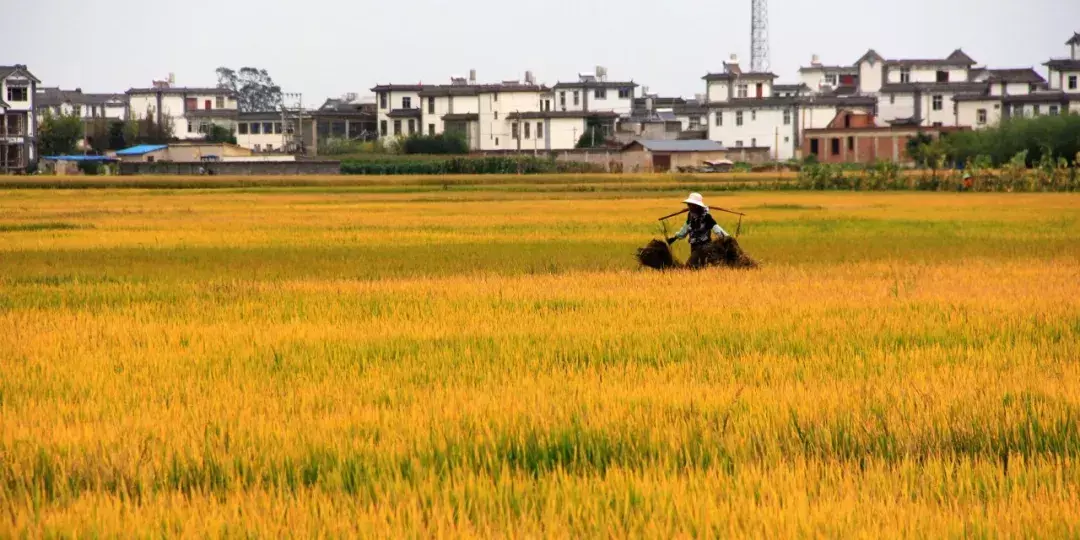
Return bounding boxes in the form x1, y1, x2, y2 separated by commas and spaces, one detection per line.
115, 144, 168, 156
42, 155, 118, 162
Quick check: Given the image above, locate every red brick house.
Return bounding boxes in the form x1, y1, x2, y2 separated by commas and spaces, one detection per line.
801, 111, 967, 164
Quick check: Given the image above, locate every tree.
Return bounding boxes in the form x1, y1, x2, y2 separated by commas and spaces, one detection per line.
206, 124, 237, 144
575, 125, 609, 149
905, 132, 935, 166
128, 107, 175, 145
216, 67, 282, 112
38, 110, 85, 156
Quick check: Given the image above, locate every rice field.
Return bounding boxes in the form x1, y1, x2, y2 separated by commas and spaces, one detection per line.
1, 185, 1079, 537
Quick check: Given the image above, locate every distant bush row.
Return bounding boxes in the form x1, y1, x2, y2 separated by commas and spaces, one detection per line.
794, 159, 1080, 192
341, 156, 604, 175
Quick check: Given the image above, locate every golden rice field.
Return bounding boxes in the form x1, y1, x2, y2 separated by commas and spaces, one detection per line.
1, 183, 1079, 537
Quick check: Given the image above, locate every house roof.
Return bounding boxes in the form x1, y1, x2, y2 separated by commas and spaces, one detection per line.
879, 82, 987, 94
185, 109, 239, 118
505, 111, 619, 120
702, 71, 778, 81
370, 84, 426, 92
386, 108, 422, 118
798, 65, 858, 73
985, 68, 1046, 84
0, 65, 41, 83
115, 144, 168, 156
1001, 92, 1072, 104
1066, 32, 1080, 46
885, 49, 977, 67
952, 92, 996, 102
238, 111, 287, 121
856, 49, 885, 65
36, 88, 127, 107
552, 81, 637, 89
624, 140, 725, 153
442, 113, 479, 121
707, 97, 796, 109
418, 83, 548, 96
773, 83, 811, 92
1044, 59, 1080, 70
127, 87, 234, 96
706, 95, 875, 109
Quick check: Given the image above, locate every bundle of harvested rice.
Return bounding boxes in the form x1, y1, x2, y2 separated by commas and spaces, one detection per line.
635, 239, 681, 270
689, 236, 758, 269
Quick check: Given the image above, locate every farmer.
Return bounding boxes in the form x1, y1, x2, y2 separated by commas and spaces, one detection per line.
667, 193, 730, 268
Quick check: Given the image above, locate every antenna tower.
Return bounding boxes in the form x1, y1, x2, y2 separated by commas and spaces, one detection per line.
750, 0, 770, 72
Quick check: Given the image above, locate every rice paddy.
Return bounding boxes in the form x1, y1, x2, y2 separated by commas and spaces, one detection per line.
1, 185, 1079, 537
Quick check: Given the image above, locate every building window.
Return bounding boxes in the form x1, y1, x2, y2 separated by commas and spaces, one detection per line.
932, 122, 943, 127
783, 109, 791, 125
493, 93, 499, 102
784, 136, 789, 143
737, 85, 748, 98
976, 109, 987, 125
204, 100, 212, 110
735, 111, 743, 126
751, 138, 756, 147
238, 123, 249, 134
890, 95, 896, 105
408, 119, 415, 134
73, 105, 82, 117
511, 122, 519, 139
1014, 104, 1024, 117
393, 120, 401, 135
810, 139, 819, 155
274, 122, 283, 134
750, 110, 756, 121
251, 123, 261, 134
428, 123, 435, 136
936, 70, 949, 83
899, 69, 911, 84
524, 122, 531, 139
494, 111, 498, 120
594, 88, 606, 100
380, 120, 387, 136
1033, 105, 1041, 116
262, 122, 273, 134
216, 96, 225, 109
187, 121, 194, 133
1029, 83, 1038, 93
689, 117, 701, 129
715, 112, 723, 126
831, 138, 840, 156
402, 97, 411, 109
1069, 75, 1078, 90
735, 141, 743, 147
847, 136, 854, 151
573, 91, 580, 106
495, 137, 499, 146
825, 74, 838, 86
618, 88, 631, 99
6, 86, 28, 102
1049, 105, 1059, 116
379, 93, 387, 109
559, 91, 566, 107
931, 95, 943, 111
428, 97, 435, 114
537, 122, 543, 139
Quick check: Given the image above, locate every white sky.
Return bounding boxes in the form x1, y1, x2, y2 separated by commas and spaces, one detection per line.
7, 0, 1080, 103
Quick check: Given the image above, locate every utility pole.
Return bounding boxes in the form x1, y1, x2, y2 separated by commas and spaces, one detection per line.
751, 0, 770, 73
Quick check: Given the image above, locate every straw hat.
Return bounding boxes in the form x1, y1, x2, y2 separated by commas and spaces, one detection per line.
683, 192, 708, 209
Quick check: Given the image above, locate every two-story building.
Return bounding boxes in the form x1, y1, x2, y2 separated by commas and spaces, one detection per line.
35, 88, 128, 123
705, 56, 875, 160
1, 65, 40, 172
127, 82, 238, 140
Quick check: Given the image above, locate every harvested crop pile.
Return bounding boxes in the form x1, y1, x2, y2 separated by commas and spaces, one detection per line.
636, 237, 758, 270
635, 239, 679, 270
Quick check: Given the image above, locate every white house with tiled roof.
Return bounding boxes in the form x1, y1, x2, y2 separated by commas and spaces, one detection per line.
704, 55, 875, 160
127, 79, 238, 140
1, 64, 39, 171
36, 88, 128, 123
1045, 32, 1080, 94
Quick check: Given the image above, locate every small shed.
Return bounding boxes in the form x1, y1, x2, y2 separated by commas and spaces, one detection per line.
115, 144, 169, 163
621, 139, 727, 172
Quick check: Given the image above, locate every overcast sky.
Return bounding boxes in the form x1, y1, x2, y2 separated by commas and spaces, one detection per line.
7, 0, 1080, 103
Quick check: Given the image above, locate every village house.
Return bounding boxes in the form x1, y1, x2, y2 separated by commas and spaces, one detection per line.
1, 65, 40, 172
127, 76, 238, 140
801, 110, 966, 164
35, 88, 128, 123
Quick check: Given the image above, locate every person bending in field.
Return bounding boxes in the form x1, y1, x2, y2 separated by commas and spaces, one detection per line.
667, 192, 730, 269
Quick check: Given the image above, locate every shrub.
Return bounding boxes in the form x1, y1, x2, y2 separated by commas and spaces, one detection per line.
401, 133, 469, 155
